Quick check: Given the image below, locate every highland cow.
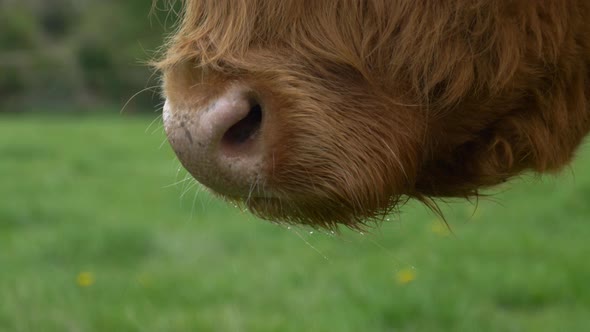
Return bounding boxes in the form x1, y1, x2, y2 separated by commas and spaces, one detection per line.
157, 0, 590, 228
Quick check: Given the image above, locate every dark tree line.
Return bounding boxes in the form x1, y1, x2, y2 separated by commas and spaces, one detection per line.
0, 0, 175, 113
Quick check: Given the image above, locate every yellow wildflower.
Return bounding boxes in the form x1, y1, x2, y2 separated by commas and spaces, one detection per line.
76, 272, 95, 287
395, 268, 416, 285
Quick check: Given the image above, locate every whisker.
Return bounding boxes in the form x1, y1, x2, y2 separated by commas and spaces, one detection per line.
151, 122, 165, 135
288, 226, 330, 261
245, 174, 259, 206
145, 114, 164, 134
159, 135, 170, 149
180, 172, 193, 196
190, 185, 202, 220
180, 180, 198, 199
121, 86, 160, 115
162, 176, 194, 189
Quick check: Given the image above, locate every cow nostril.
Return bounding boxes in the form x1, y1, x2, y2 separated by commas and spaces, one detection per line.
222, 102, 263, 147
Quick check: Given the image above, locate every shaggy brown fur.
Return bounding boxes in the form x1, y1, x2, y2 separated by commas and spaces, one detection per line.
157, 0, 590, 229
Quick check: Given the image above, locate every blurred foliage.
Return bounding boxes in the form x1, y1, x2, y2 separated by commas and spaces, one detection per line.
0, 0, 177, 113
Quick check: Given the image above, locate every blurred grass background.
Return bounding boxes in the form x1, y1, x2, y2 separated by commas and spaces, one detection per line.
1, 1, 590, 331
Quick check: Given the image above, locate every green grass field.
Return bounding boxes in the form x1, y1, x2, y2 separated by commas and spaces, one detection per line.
1, 115, 589, 332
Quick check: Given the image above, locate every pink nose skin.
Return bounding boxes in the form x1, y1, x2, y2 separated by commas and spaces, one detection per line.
163, 85, 265, 197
